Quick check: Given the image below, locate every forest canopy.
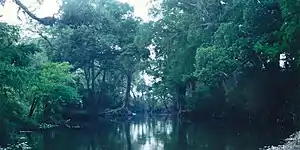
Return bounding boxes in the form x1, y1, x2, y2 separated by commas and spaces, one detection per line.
0, 0, 300, 132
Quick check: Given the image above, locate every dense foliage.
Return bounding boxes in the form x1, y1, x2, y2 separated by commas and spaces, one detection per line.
144, 0, 300, 122
0, 22, 79, 145
1, 0, 300, 138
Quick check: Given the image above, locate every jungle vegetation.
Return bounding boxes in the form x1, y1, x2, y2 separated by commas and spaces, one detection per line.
0, 0, 300, 134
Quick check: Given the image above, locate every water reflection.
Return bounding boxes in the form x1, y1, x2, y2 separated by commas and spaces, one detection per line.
130, 118, 172, 150
12, 116, 297, 150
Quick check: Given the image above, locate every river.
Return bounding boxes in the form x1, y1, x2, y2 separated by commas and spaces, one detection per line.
1, 116, 298, 150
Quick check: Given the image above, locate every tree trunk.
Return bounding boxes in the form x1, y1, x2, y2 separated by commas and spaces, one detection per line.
84, 68, 90, 90
28, 97, 38, 118
125, 72, 132, 108
141, 89, 144, 101
83, 67, 91, 109
96, 70, 106, 108
191, 80, 196, 91
176, 85, 187, 115
43, 100, 50, 123
102, 70, 106, 83
163, 99, 169, 112
89, 60, 98, 116
91, 60, 95, 94
0, 86, 6, 116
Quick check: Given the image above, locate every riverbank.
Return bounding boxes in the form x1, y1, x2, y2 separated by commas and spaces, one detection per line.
263, 131, 300, 150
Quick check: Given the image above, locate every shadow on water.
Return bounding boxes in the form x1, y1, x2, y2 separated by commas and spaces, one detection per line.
3, 116, 299, 150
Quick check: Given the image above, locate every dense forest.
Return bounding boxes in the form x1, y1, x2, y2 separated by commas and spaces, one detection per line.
1, 0, 300, 145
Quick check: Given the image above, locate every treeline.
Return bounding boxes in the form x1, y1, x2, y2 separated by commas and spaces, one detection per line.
146, 0, 300, 123
1, 0, 300, 134
0, 0, 151, 142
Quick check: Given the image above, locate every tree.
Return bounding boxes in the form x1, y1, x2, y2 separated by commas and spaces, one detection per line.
0, 22, 40, 130
0, 22, 79, 128
45, 0, 150, 115
147, 0, 292, 118
27, 62, 79, 122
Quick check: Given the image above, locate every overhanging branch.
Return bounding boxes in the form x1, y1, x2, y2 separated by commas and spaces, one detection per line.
14, 0, 58, 25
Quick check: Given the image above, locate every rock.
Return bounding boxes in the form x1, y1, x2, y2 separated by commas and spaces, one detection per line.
263, 131, 300, 150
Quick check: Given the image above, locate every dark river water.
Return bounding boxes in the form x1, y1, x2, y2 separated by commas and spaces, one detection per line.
2, 116, 298, 150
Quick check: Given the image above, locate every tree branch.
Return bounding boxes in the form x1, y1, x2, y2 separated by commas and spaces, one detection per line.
14, 0, 58, 25
93, 69, 103, 81
26, 28, 53, 47
131, 90, 136, 100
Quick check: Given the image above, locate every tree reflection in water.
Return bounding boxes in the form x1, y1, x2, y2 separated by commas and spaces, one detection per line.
16, 116, 297, 150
